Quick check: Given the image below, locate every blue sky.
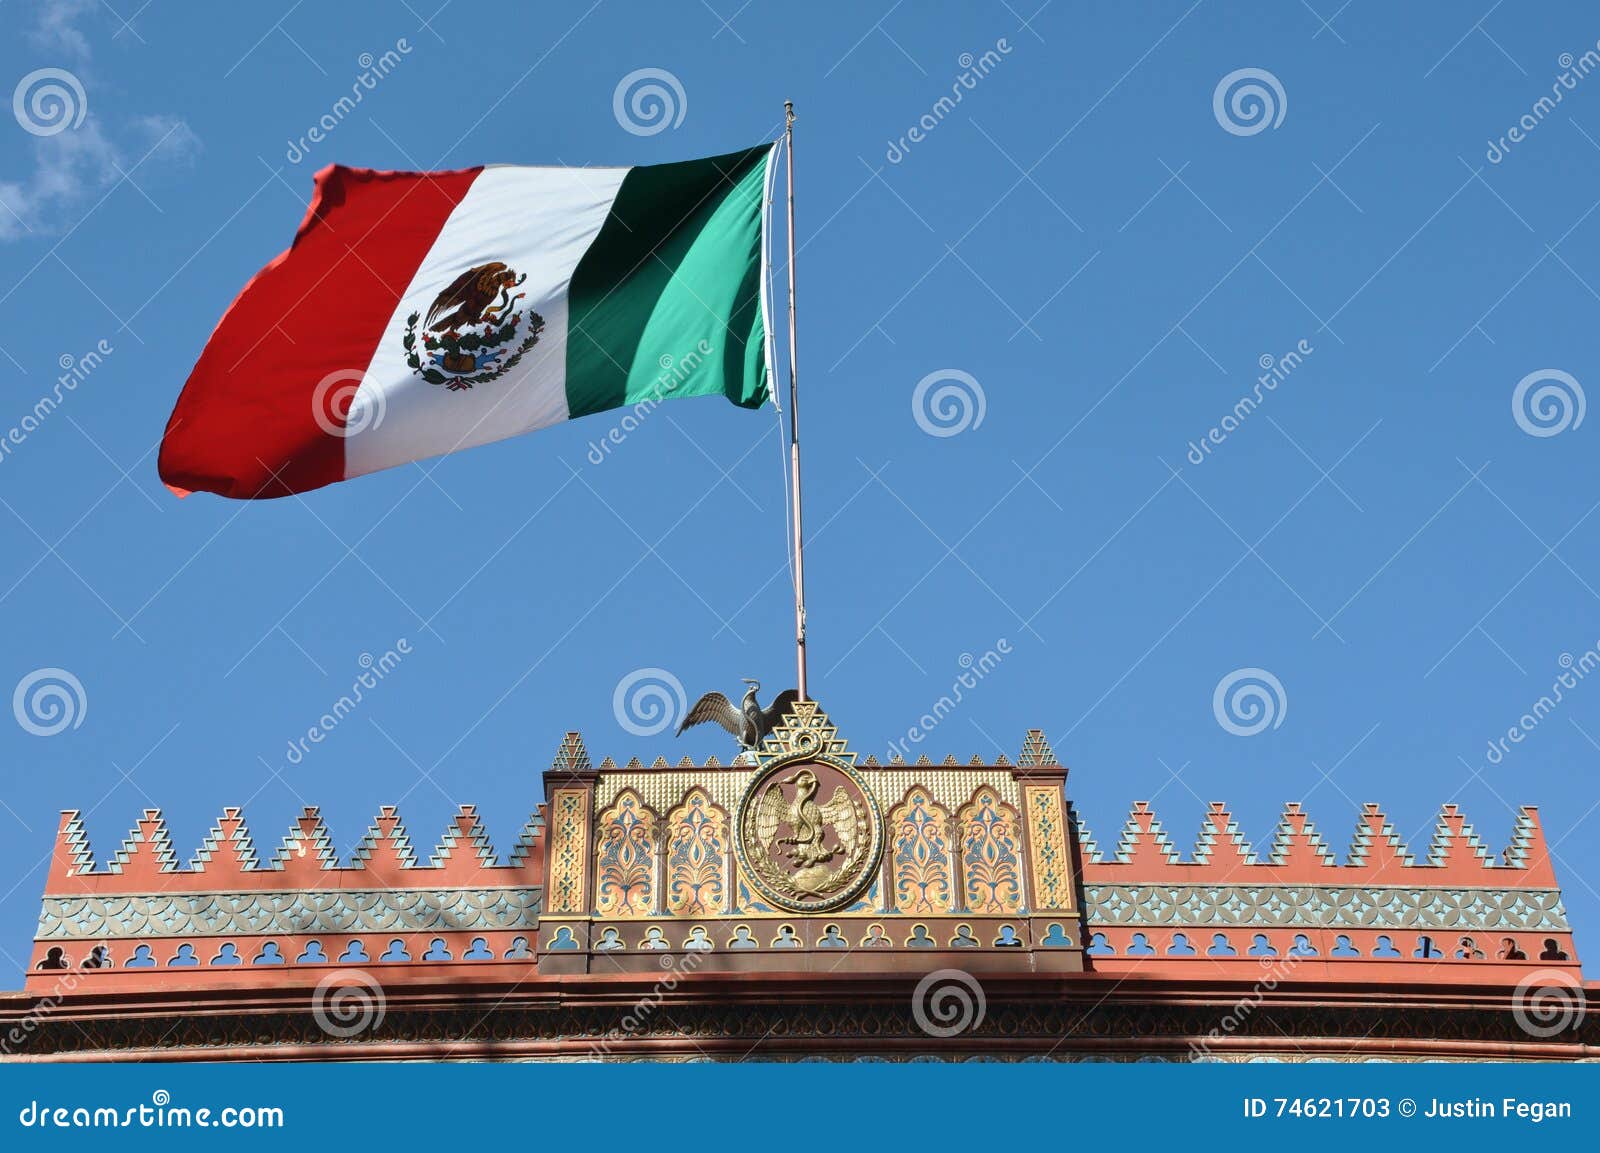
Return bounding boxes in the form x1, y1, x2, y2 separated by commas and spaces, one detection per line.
1, 1, 1598, 972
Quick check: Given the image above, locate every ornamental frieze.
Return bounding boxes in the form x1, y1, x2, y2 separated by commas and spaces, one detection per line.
36, 886, 542, 940
1083, 884, 1569, 931
5, 995, 1589, 1062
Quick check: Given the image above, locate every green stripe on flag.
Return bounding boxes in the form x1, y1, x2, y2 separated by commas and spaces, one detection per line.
564, 144, 772, 419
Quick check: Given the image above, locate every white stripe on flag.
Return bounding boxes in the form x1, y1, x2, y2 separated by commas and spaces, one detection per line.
346, 166, 629, 479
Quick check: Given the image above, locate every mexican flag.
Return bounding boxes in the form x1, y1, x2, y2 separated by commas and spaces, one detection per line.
159, 144, 777, 498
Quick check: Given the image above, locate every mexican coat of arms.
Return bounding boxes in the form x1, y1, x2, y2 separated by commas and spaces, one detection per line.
403, 260, 544, 391
737, 757, 882, 913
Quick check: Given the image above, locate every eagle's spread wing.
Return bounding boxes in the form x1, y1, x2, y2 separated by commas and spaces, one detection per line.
755, 783, 786, 847
676, 691, 742, 739
818, 788, 859, 855
426, 262, 508, 328
425, 267, 481, 328
759, 689, 802, 738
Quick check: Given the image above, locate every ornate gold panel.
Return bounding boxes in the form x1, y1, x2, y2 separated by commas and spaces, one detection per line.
665, 788, 729, 917
545, 788, 590, 915
958, 786, 1024, 914
594, 790, 657, 918
1024, 783, 1074, 912
888, 786, 954, 915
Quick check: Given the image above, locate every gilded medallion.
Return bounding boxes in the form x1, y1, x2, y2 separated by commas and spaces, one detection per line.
735, 757, 883, 913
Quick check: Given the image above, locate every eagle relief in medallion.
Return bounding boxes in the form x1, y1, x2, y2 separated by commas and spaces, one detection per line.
737, 760, 882, 912
402, 260, 545, 390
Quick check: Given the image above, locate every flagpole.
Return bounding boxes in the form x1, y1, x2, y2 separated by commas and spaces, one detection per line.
783, 100, 808, 701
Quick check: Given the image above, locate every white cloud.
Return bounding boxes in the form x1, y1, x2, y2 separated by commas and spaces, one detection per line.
2, 2, 201, 242
29, 0, 98, 61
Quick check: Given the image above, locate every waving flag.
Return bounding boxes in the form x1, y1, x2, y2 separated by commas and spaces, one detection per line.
159, 144, 776, 498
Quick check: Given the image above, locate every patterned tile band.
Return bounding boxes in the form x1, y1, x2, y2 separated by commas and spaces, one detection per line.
544, 789, 589, 915
38, 886, 543, 940
1023, 783, 1073, 911
1082, 883, 1569, 931
45, 881, 1563, 939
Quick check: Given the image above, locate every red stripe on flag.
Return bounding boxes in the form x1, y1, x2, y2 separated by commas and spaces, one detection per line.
158, 164, 481, 499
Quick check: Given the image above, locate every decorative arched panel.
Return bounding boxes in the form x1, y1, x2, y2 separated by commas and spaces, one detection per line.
665, 788, 729, 917
889, 787, 954, 915
958, 786, 1023, 914
594, 790, 657, 918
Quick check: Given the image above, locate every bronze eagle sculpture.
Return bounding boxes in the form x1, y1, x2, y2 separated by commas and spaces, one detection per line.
677, 679, 800, 751
425, 262, 525, 334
